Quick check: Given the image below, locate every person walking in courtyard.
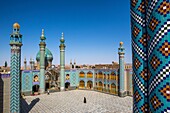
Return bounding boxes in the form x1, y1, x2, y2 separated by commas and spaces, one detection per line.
84, 97, 86, 103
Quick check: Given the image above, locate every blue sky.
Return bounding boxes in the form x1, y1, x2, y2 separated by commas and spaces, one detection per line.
0, 0, 131, 66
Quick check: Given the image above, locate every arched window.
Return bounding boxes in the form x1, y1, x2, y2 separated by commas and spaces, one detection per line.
79, 80, 85, 88
79, 71, 85, 78
87, 71, 93, 78
98, 72, 103, 79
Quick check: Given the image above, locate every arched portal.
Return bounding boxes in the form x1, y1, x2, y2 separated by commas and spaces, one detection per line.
98, 72, 103, 79
87, 81, 93, 89
110, 83, 116, 94
32, 75, 40, 95
32, 85, 39, 95
79, 80, 85, 88
45, 67, 59, 91
111, 72, 116, 80
98, 81, 103, 91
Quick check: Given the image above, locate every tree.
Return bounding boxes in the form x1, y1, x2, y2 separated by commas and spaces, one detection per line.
5, 61, 7, 67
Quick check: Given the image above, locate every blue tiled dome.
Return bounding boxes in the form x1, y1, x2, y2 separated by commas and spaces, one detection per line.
36, 48, 53, 62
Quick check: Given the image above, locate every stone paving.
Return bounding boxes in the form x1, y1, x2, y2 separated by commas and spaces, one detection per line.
21, 90, 132, 113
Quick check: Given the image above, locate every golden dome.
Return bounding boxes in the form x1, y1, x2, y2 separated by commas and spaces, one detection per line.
13, 23, 20, 29
120, 41, 123, 46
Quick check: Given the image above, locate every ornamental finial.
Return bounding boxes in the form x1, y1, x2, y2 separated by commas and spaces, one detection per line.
70, 59, 72, 64
61, 32, 64, 39
40, 29, 46, 41
41, 29, 44, 37
120, 41, 123, 46
13, 23, 20, 29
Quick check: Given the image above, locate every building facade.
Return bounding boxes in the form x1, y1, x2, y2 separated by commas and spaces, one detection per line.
0, 23, 133, 112
19, 28, 133, 97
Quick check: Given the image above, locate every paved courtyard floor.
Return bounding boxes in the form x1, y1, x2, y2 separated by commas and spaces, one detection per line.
21, 90, 133, 113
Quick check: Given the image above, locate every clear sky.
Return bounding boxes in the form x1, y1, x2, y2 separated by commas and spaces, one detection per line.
0, 0, 131, 66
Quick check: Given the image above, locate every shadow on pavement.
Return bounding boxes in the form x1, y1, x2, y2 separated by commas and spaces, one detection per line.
0, 76, 3, 113
21, 98, 40, 113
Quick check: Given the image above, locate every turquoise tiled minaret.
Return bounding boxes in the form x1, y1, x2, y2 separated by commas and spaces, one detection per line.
30, 58, 33, 70
24, 57, 27, 70
59, 32, 66, 91
74, 59, 76, 69
131, 0, 170, 112
118, 42, 125, 97
10, 23, 22, 113
39, 29, 46, 93
70, 59, 72, 69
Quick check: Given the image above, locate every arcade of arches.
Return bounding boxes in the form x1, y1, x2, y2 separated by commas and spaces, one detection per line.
78, 71, 118, 95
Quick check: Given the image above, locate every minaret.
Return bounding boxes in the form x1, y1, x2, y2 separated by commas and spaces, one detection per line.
59, 32, 66, 91
24, 57, 27, 70
118, 41, 125, 97
70, 59, 72, 69
32, 59, 35, 70
39, 29, 46, 93
74, 59, 76, 69
30, 57, 33, 70
10, 23, 22, 112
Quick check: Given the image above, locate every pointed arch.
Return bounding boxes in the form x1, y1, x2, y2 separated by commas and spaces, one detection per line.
87, 71, 93, 78
79, 80, 85, 88
79, 71, 85, 78
87, 80, 93, 89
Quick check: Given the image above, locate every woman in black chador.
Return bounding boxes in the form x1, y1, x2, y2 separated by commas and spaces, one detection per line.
84, 97, 86, 103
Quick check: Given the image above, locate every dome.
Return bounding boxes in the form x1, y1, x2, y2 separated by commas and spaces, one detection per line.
13, 23, 20, 29
36, 48, 53, 62
120, 41, 123, 46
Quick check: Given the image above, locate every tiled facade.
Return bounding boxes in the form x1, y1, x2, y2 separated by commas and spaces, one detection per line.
131, 0, 170, 112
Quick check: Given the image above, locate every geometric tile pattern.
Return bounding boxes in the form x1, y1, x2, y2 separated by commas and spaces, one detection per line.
134, 73, 147, 95
150, 55, 161, 70
140, 68, 147, 81
10, 46, 21, 113
133, 103, 140, 113
118, 44, 125, 94
149, 62, 170, 94
146, 0, 158, 23
131, 0, 138, 7
131, 0, 170, 112
134, 91, 142, 103
163, 107, 170, 113
24, 75, 30, 90
139, 34, 147, 46
138, 1, 145, 13
132, 26, 141, 38
134, 58, 142, 69
132, 40, 147, 60
149, 17, 160, 31
160, 83, 170, 101
131, 0, 148, 112
10, 26, 22, 113
159, 40, 170, 58
140, 103, 148, 113
150, 95, 163, 110
157, 1, 170, 16
131, 10, 146, 27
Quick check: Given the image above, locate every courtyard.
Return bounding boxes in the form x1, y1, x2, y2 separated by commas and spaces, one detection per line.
21, 90, 133, 113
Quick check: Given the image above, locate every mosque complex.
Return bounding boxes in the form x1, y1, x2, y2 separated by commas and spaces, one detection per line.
0, 23, 133, 112
1, 0, 170, 112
